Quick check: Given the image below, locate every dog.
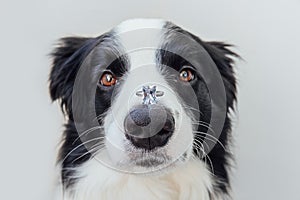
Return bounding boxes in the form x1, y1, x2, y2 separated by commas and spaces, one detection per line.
49, 19, 238, 200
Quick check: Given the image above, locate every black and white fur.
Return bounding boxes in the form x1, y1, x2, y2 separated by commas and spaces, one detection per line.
49, 19, 238, 200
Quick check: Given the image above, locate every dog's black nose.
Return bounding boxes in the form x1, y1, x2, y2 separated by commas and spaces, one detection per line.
124, 104, 175, 150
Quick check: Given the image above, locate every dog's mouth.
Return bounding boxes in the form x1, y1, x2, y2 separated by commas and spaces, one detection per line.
122, 149, 191, 175
132, 153, 169, 167
126, 148, 171, 167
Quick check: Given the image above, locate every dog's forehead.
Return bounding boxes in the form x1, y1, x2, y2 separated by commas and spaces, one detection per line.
113, 19, 167, 71
114, 18, 166, 34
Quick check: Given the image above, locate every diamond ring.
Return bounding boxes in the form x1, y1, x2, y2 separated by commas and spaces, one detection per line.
136, 85, 164, 104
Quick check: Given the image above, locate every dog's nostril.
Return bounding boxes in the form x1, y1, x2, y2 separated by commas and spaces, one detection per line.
162, 116, 175, 132
128, 106, 151, 127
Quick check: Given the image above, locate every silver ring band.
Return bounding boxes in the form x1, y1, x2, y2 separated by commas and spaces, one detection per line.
135, 91, 164, 97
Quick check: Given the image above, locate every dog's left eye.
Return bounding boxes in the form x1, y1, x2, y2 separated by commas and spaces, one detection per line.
99, 72, 117, 87
179, 68, 195, 82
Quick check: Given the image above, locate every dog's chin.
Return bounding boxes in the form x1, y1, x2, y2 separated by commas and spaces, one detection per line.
118, 146, 191, 175
128, 150, 170, 168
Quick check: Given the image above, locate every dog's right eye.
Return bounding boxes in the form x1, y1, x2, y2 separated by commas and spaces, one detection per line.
99, 72, 117, 87
179, 68, 195, 82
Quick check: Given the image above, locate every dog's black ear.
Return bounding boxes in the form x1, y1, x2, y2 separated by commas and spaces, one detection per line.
49, 37, 94, 118
202, 41, 239, 110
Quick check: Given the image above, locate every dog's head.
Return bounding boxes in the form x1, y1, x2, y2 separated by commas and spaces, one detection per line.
50, 19, 237, 181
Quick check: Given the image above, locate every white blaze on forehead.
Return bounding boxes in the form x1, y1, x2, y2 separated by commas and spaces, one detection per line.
115, 18, 165, 34
102, 19, 194, 171
109, 18, 170, 120
114, 19, 166, 71
104, 19, 171, 167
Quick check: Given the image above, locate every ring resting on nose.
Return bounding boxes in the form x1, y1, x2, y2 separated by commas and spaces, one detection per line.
136, 85, 164, 105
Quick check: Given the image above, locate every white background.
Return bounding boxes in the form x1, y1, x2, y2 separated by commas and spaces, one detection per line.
0, 0, 299, 199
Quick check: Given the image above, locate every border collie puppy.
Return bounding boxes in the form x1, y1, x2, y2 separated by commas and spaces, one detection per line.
49, 19, 238, 200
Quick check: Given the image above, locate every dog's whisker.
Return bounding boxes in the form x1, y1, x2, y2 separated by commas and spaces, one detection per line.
194, 138, 215, 175
192, 121, 216, 135
202, 141, 215, 175
193, 141, 204, 157
192, 140, 215, 177
62, 137, 105, 164
71, 143, 105, 164
94, 111, 109, 121
72, 126, 104, 145
193, 131, 226, 151
194, 134, 225, 150
182, 105, 203, 115
192, 121, 213, 129
193, 120, 211, 125
197, 135, 226, 152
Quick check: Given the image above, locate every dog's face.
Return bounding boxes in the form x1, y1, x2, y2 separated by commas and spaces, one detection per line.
50, 19, 237, 191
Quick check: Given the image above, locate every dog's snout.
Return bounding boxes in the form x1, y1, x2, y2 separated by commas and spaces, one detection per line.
124, 105, 175, 150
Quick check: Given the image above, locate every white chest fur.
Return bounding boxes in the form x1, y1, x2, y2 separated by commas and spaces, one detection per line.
59, 159, 219, 200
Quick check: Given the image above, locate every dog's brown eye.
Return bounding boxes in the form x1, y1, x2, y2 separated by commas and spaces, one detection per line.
179, 68, 194, 82
100, 72, 117, 87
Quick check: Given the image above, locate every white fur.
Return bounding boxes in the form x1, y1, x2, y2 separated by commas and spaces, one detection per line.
102, 19, 195, 173
61, 158, 216, 200
115, 18, 165, 34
